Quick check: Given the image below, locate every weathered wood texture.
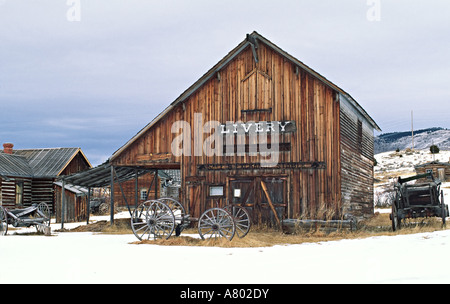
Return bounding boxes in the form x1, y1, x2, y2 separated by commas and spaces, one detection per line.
339, 97, 375, 217
54, 186, 87, 223
112, 42, 346, 223
0, 177, 32, 208
415, 162, 450, 182
112, 171, 161, 208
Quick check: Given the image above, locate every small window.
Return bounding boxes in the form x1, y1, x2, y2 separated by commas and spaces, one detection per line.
209, 185, 224, 197
140, 189, 148, 200
357, 119, 363, 152
15, 182, 24, 206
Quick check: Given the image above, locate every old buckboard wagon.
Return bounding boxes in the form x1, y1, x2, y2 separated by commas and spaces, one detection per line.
391, 172, 449, 231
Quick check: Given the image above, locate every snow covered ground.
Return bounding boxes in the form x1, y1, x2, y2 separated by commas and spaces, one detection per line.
2, 218, 450, 284
2, 149, 450, 284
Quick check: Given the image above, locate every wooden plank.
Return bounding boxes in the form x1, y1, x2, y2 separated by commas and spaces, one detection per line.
260, 180, 281, 227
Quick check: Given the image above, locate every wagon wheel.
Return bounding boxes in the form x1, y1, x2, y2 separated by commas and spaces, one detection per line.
98, 203, 109, 215
441, 190, 447, 226
157, 197, 187, 234
391, 202, 401, 231
198, 208, 236, 241
35, 202, 51, 233
0, 206, 8, 236
223, 205, 251, 238
131, 200, 175, 240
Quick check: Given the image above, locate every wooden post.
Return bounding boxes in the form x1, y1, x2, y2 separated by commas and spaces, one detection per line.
135, 168, 139, 209
260, 181, 281, 227
110, 165, 114, 225
61, 177, 65, 230
86, 186, 91, 225
155, 169, 158, 199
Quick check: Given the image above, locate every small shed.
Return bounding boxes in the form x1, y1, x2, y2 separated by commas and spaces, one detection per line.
415, 161, 450, 182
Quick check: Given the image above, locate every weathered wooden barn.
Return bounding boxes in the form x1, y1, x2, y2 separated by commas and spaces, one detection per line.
0, 143, 91, 221
110, 32, 381, 224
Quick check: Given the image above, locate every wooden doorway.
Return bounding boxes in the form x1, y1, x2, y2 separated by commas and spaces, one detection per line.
228, 176, 287, 226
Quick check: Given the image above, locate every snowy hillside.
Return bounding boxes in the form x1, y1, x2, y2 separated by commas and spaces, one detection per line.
375, 127, 450, 154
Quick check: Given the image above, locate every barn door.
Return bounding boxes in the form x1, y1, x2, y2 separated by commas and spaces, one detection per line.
260, 177, 286, 227
229, 176, 286, 227
186, 183, 203, 220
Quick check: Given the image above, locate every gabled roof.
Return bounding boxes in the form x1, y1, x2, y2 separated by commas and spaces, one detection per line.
0, 147, 92, 178
110, 31, 381, 161
0, 153, 33, 178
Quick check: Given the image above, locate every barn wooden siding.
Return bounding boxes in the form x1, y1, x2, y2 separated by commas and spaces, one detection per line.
339, 95, 375, 217
112, 171, 162, 208
54, 186, 87, 223
112, 40, 342, 222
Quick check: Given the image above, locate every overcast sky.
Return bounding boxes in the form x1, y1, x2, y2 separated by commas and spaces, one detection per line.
1, 0, 449, 165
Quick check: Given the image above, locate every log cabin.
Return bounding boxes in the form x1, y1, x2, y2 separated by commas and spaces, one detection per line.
0, 143, 91, 221
109, 32, 381, 224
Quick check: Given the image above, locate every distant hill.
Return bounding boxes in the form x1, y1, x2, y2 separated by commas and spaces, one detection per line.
374, 127, 450, 154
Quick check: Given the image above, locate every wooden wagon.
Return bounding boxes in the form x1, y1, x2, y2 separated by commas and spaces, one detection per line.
0, 203, 51, 235
130, 197, 251, 241
390, 172, 448, 231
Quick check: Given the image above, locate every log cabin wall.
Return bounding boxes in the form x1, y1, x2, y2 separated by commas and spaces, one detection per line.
0, 177, 32, 209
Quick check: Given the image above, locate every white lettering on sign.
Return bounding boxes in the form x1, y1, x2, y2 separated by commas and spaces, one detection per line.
219, 121, 294, 134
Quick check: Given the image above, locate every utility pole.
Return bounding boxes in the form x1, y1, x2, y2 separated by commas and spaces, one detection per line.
411, 110, 414, 150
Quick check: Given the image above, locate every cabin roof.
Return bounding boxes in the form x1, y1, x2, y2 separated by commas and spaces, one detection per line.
110, 31, 381, 161
415, 161, 450, 168
0, 153, 33, 178
0, 147, 92, 178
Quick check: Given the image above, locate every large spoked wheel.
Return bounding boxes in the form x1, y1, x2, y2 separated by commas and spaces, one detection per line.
36, 202, 51, 233
391, 203, 401, 231
131, 200, 175, 240
441, 190, 447, 227
223, 205, 251, 238
0, 206, 8, 236
198, 208, 236, 241
157, 197, 187, 234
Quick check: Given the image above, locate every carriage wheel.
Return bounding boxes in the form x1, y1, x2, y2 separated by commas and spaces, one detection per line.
198, 208, 236, 241
157, 198, 187, 234
223, 205, 251, 238
35, 203, 51, 233
441, 190, 447, 226
131, 200, 175, 240
391, 203, 401, 231
0, 206, 8, 236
